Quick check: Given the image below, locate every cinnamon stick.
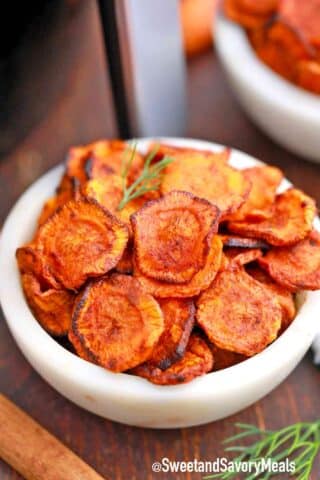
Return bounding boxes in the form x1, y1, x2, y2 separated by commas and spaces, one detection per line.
0, 394, 106, 480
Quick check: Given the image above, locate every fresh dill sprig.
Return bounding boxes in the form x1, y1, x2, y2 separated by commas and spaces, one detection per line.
117, 142, 173, 210
204, 421, 320, 480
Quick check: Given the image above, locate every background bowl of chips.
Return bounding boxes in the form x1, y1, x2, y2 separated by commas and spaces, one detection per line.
0, 138, 320, 428
215, 14, 320, 163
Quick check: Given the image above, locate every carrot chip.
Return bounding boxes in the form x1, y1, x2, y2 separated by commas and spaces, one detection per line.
197, 266, 282, 356
35, 199, 128, 290
220, 234, 269, 250
228, 188, 316, 246
224, 247, 263, 267
37, 174, 76, 227
211, 344, 247, 371
132, 334, 213, 385
132, 191, 220, 284
22, 273, 74, 336
72, 274, 164, 372
258, 230, 320, 292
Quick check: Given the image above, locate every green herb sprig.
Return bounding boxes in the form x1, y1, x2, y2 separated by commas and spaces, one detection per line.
117, 142, 173, 210
204, 421, 320, 480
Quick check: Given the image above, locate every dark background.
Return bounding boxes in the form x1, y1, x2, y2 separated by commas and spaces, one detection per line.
0, 1, 319, 479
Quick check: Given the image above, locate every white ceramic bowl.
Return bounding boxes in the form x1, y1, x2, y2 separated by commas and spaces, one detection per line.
215, 14, 320, 163
0, 138, 319, 429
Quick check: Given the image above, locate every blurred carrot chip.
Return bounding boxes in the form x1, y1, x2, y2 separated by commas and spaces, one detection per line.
296, 60, 320, 94
258, 230, 320, 292
228, 188, 316, 246
22, 273, 74, 336
132, 334, 213, 385
134, 234, 223, 298
224, 0, 277, 29
161, 151, 250, 217
132, 191, 220, 284
197, 266, 282, 356
226, 166, 283, 222
72, 274, 164, 372
278, 0, 320, 49
35, 199, 128, 290
147, 298, 195, 370
247, 265, 296, 331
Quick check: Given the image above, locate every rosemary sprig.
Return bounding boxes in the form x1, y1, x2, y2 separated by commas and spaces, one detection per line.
117, 142, 173, 210
204, 421, 320, 480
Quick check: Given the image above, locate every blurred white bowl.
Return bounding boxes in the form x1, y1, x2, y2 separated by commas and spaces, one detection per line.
0, 138, 319, 428
215, 14, 320, 163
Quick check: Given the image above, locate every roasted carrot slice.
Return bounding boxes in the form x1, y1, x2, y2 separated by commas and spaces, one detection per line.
220, 234, 269, 250
81, 175, 124, 213
161, 152, 250, 217
296, 60, 320, 94
134, 234, 223, 298
115, 242, 134, 274
35, 199, 128, 290
228, 188, 316, 246
22, 273, 74, 336
146, 298, 195, 370
247, 265, 296, 331
226, 166, 283, 222
37, 174, 76, 227
224, 247, 263, 267
72, 274, 164, 372
132, 334, 213, 385
279, 0, 320, 49
258, 230, 320, 292
16, 244, 61, 290
132, 191, 220, 284
211, 344, 247, 371
197, 266, 282, 356
224, 0, 275, 29
68, 330, 94, 362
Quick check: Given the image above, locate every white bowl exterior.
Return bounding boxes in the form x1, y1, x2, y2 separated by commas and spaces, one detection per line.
0, 137, 319, 428
215, 16, 320, 163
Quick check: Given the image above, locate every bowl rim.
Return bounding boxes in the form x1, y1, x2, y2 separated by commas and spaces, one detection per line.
214, 13, 320, 121
0, 137, 319, 402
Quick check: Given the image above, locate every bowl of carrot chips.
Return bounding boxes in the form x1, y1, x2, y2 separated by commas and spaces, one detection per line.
215, 0, 320, 163
0, 137, 320, 428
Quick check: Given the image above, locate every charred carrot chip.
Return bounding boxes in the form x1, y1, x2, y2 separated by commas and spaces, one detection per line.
16, 244, 61, 290
22, 273, 74, 336
197, 266, 282, 356
146, 298, 195, 370
72, 274, 164, 372
221, 234, 269, 250
37, 174, 76, 226
228, 188, 316, 246
247, 265, 296, 331
224, 247, 263, 267
132, 191, 220, 284
35, 199, 128, 290
68, 330, 94, 362
258, 230, 320, 291
132, 334, 213, 385
296, 60, 320, 94
224, 0, 274, 29
161, 153, 250, 217
134, 234, 223, 298
226, 166, 283, 222
211, 344, 247, 371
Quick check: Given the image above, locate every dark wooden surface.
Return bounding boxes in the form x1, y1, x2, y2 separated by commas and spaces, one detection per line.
0, 3, 320, 479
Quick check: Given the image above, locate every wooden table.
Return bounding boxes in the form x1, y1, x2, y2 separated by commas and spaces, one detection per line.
0, 4, 319, 479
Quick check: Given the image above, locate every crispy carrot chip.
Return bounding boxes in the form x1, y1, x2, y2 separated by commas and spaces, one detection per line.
161, 152, 250, 217
224, 247, 263, 267
247, 265, 296, 331
68, 330, 94, 362
228, 188, 316, 246
132, 334, 213, 385
16, 244, 61, 290
258, 230, 320, 291
38, 174, 75, 227
147, 298, 195, 370
132, 191, 220, 284
220, 234, 269, 250
22, 273, 73, 336
134, 234, 223, 298
66, 144, 92, 184
226, 166, 283, 222
211, 344, 247, 371
279, 0, 320, 49
197, 267, 282, 356
81, 175, 124, 213
35, 199, 128, 290
72, 274, 164, 372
